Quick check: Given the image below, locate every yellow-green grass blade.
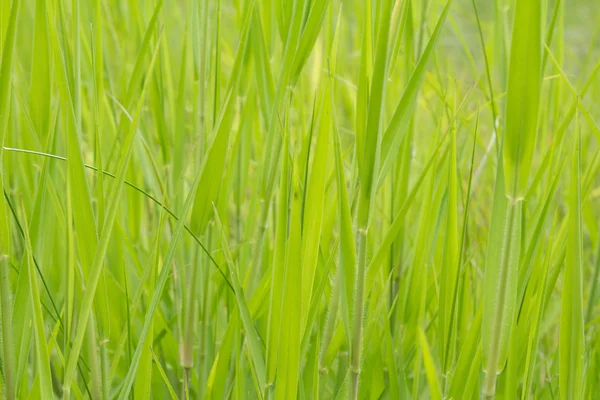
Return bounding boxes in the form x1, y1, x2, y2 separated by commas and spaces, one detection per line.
65, 133, 76, 359
151, 348, 179, 400
0, 1, 19, 398
439, 125, 459, 374
482, 1, 543, 394
274, 0, 293, 44
448, 307, 483, 400
332, 101, 356, 347
275, 156, 303, 400
92, 0, 105, 233
172, 27, 189, 194
265, 125, 289, 385
44, 0, 98, 281
503, 0, 542, 199
301, 242, 339, 364
290, 0, 331, 84
319, 251, 342, 398
90, 7, 109, 392
9, 136, 62, 397
356, 0, 393, 225
300, 88, 330, 330
320, 32, 351, 366
560, 122, 585, 400
472, 0, 499, 143
30, 0, 51, 141
205, 314, 237, 400
20, 199, 53, 399
251, 9, 275, 123
115, 0, 164, 125
418, 327, 442, 400
481, 160, 521, 397
354, 0, 372, 177
588, 235, 600, 324
85, 315, 103, 400
351, 1, 394, 396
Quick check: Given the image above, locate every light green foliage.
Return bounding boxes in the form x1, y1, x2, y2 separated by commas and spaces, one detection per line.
503, 0, 543, 199
560, 122, 585, 400
1, 0, 599, 399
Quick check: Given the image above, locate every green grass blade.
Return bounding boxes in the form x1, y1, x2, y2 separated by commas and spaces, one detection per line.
439, 125, 459, 374
482, 0, 543, 395
151, 348, 179, 400
275, 156, 303, 400
30, 0, 50, 140
418, 327, 441, 400
351, 1, 395, 395
332, 102, 356, 346
300, 88, 330, 329
265, 126, 289, 386
20, 199, 53, 399
0, 1, 19, 398
503, 0, 542, 199
481, 162, 521, 397
559, 120, 585, 400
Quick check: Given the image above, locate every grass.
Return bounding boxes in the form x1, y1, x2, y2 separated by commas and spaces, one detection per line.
1, 0, 600, 398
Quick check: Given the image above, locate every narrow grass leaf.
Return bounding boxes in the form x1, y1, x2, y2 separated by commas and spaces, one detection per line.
559, 121, 585, 400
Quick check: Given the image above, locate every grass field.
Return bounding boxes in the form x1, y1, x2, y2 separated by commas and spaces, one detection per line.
1, 0, 599, 398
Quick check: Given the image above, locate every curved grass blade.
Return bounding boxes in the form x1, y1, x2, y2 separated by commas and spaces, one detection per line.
3, 146, 232, 291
